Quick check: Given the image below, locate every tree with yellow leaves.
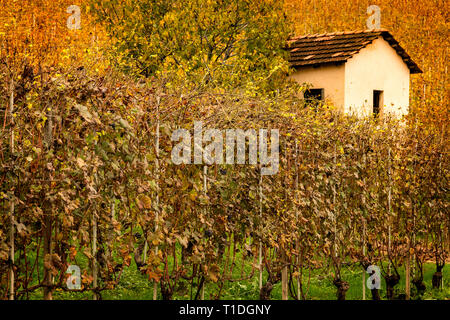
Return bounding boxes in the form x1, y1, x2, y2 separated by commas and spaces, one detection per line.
89, 0, 291, 92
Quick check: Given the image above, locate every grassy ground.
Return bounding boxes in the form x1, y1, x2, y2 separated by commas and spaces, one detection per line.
26, 259, 449, 300
17, 238, 449, 300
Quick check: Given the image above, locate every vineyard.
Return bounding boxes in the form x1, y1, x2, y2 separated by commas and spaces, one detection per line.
0, 0, 448, 301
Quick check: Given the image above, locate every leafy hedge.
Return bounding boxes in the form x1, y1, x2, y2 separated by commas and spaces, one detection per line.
0, 65, 447, 300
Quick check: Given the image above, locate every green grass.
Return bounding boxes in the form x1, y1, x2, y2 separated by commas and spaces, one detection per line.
17, 241, 449, 300
24, 260, 448, 300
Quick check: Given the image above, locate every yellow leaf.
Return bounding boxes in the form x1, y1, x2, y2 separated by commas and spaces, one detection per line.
136, 194, 152, 210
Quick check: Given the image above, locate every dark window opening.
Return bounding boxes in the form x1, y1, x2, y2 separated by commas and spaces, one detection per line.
304, 88, 324, 102
373, 90, 383, 117
304, 89, 324, 112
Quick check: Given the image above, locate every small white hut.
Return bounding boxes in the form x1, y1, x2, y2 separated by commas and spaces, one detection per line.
287, 29, 422, 117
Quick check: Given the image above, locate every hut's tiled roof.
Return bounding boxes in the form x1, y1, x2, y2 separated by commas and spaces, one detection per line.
287, 29, 422, 74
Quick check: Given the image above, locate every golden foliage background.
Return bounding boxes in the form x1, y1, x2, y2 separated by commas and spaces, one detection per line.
284, 0, 449, 128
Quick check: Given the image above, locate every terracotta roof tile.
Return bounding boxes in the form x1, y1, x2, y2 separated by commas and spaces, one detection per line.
286, 29, 422, 73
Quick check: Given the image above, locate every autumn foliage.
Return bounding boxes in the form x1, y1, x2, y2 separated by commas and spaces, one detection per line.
0, 0, 448, 300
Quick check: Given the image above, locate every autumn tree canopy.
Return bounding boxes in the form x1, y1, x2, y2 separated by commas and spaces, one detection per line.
89, 0, 291, 91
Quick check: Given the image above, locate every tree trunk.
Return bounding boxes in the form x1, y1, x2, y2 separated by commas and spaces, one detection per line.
259, 281, 274, 300
370, 288, 381, 300
384, 274, 400, 300
412, 278, 426, 297
333, 279, 349, 300
432, 265, 443, 289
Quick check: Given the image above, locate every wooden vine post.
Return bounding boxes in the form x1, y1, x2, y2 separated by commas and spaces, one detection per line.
281, 250, 288, 300
92, 207, 98, 300
153, 97, 160, 300
333, 144, 337, 260
362, 217, 366, 300
8, 78, 15, 300
405, 130, 418, 300
91, 169, 99, 300
295, 142, 300, 300
281, 142, 289, 301
201, 165, 208, 300
405, 129, 417, 300
405, 246, 411, 300
388, 148, 392, 276
109, 200, 115, 261
143, 231, 148, 265
258, 170, 263, 290
43, 71, 54, 300
439, 124, 446, 290
85, 24, 98, 301
361, 141, 366, 301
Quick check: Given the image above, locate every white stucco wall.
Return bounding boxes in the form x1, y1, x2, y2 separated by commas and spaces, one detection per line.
344, 37, 410, 117
290, 64, 345, 110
